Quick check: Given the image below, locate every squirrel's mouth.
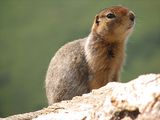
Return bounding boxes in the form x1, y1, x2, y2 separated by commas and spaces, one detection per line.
127, 22, 134, 30
127, 25, 133, 30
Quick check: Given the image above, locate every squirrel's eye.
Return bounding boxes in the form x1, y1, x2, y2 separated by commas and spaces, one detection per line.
106, 13, 116, 19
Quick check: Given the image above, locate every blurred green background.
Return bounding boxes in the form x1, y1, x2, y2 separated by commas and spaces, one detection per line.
0, 0, 160, 117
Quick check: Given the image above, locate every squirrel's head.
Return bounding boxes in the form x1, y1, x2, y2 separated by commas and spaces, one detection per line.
92, 6, 135, 40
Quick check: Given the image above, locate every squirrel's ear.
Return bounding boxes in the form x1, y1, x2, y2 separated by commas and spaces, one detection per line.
95, 15, 100, 25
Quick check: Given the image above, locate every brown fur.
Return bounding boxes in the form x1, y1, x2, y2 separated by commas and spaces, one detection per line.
45, 6, 135, 105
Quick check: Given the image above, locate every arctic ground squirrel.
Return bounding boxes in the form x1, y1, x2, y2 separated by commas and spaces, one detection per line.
45, 6, 135, 105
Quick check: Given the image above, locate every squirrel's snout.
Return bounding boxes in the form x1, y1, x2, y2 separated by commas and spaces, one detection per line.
129, 11, 135, 22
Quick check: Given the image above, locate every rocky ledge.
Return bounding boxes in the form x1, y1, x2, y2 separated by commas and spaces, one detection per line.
4, 74, 160, 120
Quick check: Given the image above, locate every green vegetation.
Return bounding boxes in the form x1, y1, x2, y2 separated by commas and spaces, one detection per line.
0, 0, 160, 117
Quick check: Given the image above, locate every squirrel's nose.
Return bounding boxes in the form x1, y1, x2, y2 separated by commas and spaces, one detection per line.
129, 11, 135, 22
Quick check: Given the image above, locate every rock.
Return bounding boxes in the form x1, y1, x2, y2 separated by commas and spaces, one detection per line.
3, 74, 160, 120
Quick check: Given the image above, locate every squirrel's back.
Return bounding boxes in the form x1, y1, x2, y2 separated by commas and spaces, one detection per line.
45, 38, 89, 104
